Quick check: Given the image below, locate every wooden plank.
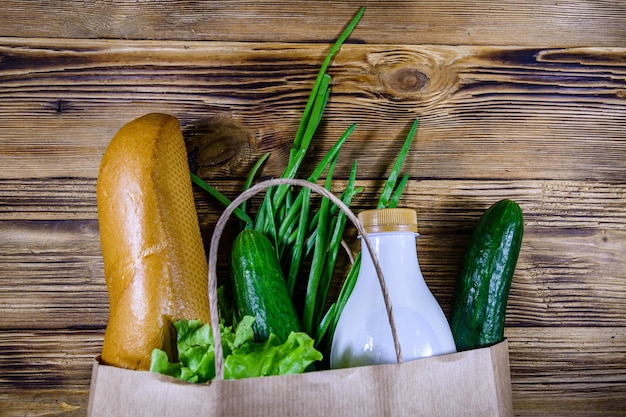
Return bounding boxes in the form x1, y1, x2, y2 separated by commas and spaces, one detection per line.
0, 329, 97, 416
0, 1, 624, 47
0, 178, 97, 220
4, 177, 625, 226
0, 220, 108, 330
1, 178, 625, 330
1, 40, 625, 181
507, 327, 626, 416
1, 390, 88, 417
0, 330, 102, 389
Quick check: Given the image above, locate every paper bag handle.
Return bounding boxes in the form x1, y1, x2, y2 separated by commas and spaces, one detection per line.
207, 178, 402, 380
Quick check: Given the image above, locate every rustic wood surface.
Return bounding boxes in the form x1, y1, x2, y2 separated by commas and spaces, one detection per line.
1, 1, 625, 416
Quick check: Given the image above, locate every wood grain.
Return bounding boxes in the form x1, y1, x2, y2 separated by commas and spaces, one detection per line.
0, 1, 625, 47
507, 327, 626, 416
1, 40, 625, 182
1, 3, 626, 415
2, 179, 625, 330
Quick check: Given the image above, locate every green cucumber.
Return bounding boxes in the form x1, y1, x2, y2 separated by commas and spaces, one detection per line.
450, 199, 524, 351
230, 229, 301, 343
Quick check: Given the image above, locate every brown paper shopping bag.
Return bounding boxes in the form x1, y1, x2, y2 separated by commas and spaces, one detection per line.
88, 178, 514, 417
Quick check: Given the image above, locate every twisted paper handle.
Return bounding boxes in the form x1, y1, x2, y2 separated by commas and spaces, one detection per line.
207, 178, 402, 380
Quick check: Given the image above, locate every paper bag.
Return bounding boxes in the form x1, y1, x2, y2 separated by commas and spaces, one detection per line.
88, 179, 514, 416
88, 340, 513, 417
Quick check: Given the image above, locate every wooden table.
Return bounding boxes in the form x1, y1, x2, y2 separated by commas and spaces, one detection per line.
1, 1, 625, 415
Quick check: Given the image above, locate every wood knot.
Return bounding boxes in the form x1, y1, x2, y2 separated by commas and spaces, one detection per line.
51, 99, 70, 114
184, 115, 251, 177
382, 68, 429, 94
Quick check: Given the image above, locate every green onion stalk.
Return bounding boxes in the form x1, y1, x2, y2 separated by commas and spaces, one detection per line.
191, 6, 419, 353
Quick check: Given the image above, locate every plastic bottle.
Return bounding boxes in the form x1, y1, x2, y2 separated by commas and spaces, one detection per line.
330, 208, 457, 369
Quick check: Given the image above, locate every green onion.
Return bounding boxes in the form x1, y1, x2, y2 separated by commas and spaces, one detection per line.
388, 173, 410, 209
191, 8, 420, 353
313, 160, 359, 337
292, 6, 365, 152
275, 123, 356, 255
319, 118, 419, 351
190, 172, 252, 227
286, 187, 311, 296
319, 251, 361, 346
377, 119, 418, 209
301, 156, 337, 335
240, 152, 270, 228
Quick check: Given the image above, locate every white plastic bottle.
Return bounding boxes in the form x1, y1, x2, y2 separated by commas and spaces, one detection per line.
330, 208, 457, 369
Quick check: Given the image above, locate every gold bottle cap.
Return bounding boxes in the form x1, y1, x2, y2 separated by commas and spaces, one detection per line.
358, 208, 418, 234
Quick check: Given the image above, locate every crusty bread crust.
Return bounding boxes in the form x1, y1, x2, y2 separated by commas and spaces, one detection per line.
97, 113, 210, 370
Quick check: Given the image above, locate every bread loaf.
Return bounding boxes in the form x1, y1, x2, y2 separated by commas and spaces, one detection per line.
96, 113, 210, 370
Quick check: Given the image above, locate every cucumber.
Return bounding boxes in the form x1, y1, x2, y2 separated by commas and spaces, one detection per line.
450, 199, 524, 351
230, 229, 302, 343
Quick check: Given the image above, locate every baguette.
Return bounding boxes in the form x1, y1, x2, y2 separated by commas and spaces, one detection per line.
96, 113, 210, 370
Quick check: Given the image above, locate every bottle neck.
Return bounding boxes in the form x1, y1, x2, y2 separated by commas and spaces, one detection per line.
359, 231, 422, 284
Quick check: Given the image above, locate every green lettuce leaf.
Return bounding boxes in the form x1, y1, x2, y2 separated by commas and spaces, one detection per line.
150, 317, 322, 383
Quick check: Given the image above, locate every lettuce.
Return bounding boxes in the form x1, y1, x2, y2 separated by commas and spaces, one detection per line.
150, 317, 322, 382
